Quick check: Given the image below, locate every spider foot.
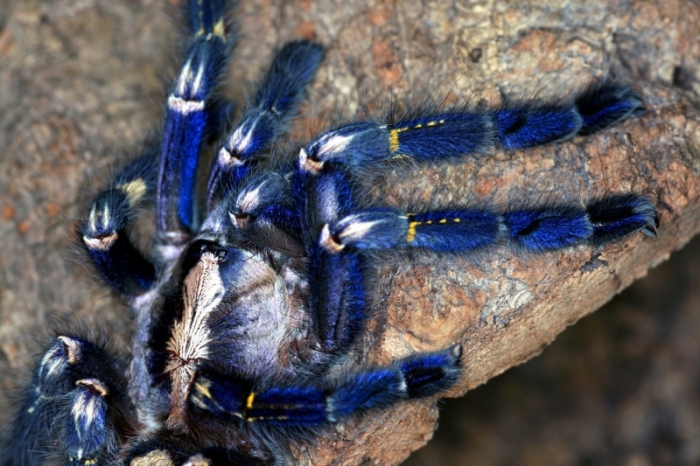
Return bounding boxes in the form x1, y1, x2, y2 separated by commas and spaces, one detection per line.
588, 194, 658, 244
3, 336, 127, 466
207, 41, 323, 205
188, 345, 461, 426
575, 80, 645, 136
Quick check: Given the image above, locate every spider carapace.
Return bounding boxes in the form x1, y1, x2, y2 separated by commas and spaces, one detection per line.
3, 0, 657, 464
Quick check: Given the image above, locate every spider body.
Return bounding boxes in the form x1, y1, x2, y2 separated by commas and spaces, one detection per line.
3, 1, 658, 465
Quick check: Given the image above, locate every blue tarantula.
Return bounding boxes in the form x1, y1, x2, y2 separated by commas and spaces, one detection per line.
3, 1, 658, 465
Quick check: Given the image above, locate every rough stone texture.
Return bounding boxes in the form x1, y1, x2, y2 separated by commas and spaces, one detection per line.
405, 236, 700, 465
0, 0, 698, 465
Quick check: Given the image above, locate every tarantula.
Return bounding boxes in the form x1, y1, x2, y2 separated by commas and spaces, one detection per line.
3, 0, 658, 464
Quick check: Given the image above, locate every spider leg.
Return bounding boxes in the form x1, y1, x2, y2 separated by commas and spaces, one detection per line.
494, 80, 645, 149
587, 194, 659, 243
2, 336, 129, 466
189, 345, 461, 426
295, 81, 649, 352
292, 190, 656, 358
78, 151, 157, 297
206, 41, 323, 208
296, 178, 655, 351
157, 0, 233, 237
293, 162, 364, 351
203, 170, 303, 255
299, 81, 644, 171
574, 80, 646, 136
319, 195, 658, 254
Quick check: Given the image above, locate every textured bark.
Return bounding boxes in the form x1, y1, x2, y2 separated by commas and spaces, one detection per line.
0, 1, 698, 465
